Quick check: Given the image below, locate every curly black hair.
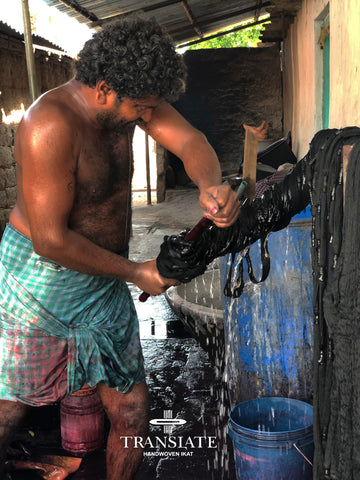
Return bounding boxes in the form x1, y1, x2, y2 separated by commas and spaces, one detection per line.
75, 16, 187, 103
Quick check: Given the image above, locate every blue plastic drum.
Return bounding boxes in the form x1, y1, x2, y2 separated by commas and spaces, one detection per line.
220, 206, 313, 405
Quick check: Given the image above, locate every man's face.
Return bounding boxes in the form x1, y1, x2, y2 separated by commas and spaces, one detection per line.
96, 96, 161, 133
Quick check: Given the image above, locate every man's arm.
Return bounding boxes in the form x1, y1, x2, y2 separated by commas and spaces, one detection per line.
141, 103, 240, 228
13, 105, 177, 296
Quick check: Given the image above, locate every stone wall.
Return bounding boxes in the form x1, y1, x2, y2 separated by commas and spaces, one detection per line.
167, 44, 283, 186
0, 124, 16, 235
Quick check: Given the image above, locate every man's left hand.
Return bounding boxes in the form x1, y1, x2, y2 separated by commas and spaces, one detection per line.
199, 184, 240, 228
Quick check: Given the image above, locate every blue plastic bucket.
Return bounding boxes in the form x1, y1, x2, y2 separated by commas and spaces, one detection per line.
228, 397, 313, 480
220, 206, 313, 405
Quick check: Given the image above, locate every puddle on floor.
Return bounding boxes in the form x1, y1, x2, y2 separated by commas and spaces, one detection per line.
128, 283, 192, 340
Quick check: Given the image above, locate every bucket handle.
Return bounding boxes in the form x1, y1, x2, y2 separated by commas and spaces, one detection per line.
292, 443, 313, 467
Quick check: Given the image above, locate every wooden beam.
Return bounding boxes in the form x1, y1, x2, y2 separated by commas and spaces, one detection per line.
169, 1, 272, 36
181, 0, 203, 38
254, 0, 263, 21
57, 0, 98, 23
91, 0, 181, 28
21, 0, 38, 103
145, 134, 152, 205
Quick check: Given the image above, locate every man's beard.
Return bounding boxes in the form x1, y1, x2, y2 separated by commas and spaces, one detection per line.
96, 112, 141, 134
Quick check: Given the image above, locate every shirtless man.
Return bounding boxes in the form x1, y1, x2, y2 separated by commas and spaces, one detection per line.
0, 16, 239, 480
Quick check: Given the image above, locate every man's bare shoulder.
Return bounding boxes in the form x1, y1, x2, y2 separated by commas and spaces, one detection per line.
16, 85, 85, 155
21, 85, 81, 131
14, 84, 85, 168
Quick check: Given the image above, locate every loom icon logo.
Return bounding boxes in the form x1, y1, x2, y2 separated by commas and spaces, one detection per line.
119, 409, 217, 452
149, 410, 187, 434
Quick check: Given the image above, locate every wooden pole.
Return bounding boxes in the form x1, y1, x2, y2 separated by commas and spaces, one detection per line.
21, 0, 39, 103
145, 133, 152, 205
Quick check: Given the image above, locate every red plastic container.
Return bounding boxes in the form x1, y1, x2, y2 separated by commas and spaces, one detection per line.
60, 385, 104, 456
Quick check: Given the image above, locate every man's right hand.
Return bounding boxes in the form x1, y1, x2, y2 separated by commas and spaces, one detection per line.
132, 259, 180, 296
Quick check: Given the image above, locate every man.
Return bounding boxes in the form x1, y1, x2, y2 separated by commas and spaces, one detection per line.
0, 17, 239, 480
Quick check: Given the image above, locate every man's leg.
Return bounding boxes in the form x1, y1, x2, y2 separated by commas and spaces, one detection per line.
97, 381, 149, 480
0, 400, 28, 479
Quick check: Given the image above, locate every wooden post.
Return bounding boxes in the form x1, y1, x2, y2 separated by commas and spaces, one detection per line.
21, 0, 39, 103
145, 133, 151, 205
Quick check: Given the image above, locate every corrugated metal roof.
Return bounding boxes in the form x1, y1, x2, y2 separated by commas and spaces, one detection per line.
40, 0, 275, 45
41, 0, 303, 45
0, 20, 66, 52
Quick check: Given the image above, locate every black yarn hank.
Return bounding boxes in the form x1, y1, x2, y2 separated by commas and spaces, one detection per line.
157, 156, 310, 284
310, 127, 360, 480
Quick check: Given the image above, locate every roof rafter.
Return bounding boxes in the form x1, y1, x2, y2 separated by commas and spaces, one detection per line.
169, 2, 272, 37
90, 0, 181, 28
55, 0, 98, 22
254, 0, 263, 21
181, 0, 203, 38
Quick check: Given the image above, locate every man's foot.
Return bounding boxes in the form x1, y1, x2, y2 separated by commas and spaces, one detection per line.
5, 456, 82, 480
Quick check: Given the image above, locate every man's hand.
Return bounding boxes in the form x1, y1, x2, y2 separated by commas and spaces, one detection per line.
132, 259, 180, 296
199, 184, 240, 228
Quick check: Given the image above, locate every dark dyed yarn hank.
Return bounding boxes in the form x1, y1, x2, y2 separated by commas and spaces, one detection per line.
310, 127, 360, 480
156, 157, 311, 285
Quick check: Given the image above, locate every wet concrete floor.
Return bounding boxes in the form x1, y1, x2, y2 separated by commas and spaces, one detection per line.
6, 188, 236, 480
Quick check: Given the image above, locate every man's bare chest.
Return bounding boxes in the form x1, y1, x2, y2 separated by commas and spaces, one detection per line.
74, 131, 133, 206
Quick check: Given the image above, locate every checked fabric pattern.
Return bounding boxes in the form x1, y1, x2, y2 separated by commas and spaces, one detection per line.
0, 224, 145, 406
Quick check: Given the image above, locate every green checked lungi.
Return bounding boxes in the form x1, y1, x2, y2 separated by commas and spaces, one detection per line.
0, 223, 145, 406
